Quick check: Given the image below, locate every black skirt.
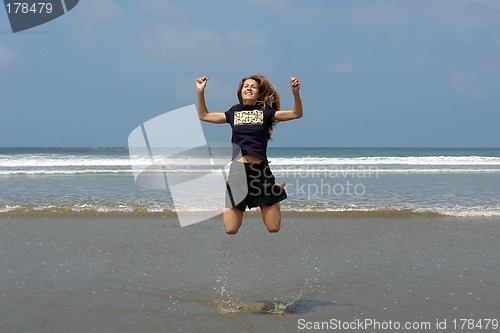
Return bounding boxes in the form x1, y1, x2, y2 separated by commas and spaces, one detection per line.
225, 161, 287, 211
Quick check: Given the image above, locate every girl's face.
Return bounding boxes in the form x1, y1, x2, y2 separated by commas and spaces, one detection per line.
241, 79, 260, 105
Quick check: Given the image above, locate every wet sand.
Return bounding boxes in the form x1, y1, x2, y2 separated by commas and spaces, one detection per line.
1, 215, 499, 332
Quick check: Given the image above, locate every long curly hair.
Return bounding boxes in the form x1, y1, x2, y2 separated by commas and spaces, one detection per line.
237, 75, 280, 139
237, 75, 281, 111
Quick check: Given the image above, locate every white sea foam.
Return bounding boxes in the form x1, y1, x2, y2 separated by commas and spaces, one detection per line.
2, 155, 500, 175
271, 156, 500, 166
2, 155, 500, 167
2, 202, 499, 217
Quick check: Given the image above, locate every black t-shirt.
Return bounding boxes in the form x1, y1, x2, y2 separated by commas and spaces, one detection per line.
225, 103, 276, 161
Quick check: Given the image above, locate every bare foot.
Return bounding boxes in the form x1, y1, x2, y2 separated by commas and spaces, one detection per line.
279, 180, 286, 188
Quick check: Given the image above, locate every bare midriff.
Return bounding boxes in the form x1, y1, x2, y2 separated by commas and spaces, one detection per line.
237, 154, 263, 163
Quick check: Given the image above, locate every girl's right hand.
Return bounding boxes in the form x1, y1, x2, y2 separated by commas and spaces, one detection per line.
196, 76, 209, 92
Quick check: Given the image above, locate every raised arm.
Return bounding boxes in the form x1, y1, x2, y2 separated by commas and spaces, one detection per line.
196, 76, 227, 124
274, 76, 303, 121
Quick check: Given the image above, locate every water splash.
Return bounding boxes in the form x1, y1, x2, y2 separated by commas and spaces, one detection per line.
213, 245, 303, 315
214, 247, 240, 314
213, 294, 303, 315
255, 290, 303, 315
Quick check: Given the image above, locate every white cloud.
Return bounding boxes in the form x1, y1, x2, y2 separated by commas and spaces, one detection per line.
333, 2, 404, 27
0, 42, 14, 66
143, 24, 268, 65
329, 0, 500, 29
173, 77, 234, 107
135, 0, 188, 21
427, 0, 500, 29
326, 62, 357, 75
209, 0, 332, 23
449, 73, 489, 99
70, 0, 128, 39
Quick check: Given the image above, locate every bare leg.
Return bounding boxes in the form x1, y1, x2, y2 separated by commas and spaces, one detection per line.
260, 203, 281, 233
223, 208, 244, 235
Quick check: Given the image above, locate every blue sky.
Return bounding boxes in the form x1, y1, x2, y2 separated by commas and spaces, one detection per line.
1, 0, 499, 147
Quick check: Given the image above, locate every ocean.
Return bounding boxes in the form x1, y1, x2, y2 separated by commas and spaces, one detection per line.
1, 147, 500, 218
1, 147, 500, 332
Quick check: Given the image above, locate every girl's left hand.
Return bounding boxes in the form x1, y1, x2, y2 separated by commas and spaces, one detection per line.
290, 76, 301, 94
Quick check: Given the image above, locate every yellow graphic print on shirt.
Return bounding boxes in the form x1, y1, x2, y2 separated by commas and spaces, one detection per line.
234, 110, 264, 126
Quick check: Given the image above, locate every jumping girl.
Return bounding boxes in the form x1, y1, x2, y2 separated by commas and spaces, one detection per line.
196, 75, 303, 234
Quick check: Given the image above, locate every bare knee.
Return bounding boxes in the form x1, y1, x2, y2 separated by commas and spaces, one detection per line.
266, 223, 280, 233
225, 225, 240, 235
261, 204, 282, 233
223, 208, 243, 235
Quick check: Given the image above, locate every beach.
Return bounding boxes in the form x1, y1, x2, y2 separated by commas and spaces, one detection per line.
1, 214, 499, 333
1, 147, 500, 332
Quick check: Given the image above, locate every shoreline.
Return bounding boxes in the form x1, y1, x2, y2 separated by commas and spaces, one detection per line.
2, 206, 498, 219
